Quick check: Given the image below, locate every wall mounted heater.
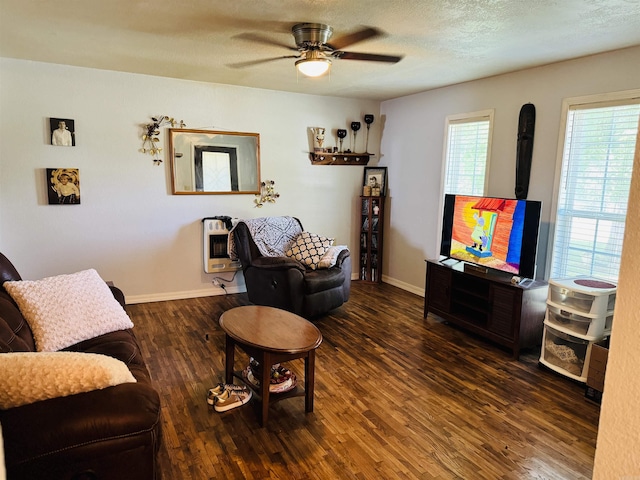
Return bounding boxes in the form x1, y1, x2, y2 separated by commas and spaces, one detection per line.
202, 217, 241, 273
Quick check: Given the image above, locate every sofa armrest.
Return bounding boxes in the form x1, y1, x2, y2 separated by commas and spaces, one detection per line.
0, 381, 161, 479
109, 284, 126, 307
250, 256, 306, 271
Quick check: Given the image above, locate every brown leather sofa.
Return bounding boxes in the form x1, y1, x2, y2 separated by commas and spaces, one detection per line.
232, 217, 351, 318
0, 252, 161, 480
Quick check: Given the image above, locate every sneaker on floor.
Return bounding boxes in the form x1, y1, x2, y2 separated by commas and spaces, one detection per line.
207, 383, 249, 405
213, 388, 252, 412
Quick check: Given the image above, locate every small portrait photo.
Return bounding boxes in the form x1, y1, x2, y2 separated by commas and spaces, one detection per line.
47, 168, 80, 205
368, 174, 382, 189
363, 166, 388, 196
50, 117, 75, 146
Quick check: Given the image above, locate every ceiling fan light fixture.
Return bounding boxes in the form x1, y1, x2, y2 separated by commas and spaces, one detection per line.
295, 51, 331, 77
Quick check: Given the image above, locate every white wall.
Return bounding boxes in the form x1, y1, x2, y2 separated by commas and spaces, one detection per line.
380, 46, 640, 293
0, 58, 380, 302
380, 45, 640, 479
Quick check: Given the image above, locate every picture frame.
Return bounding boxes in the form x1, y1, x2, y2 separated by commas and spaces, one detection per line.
49, 117, 75, 146
47, 168, 80, 204
168, 128, 261, 195
363, 166, 388, 196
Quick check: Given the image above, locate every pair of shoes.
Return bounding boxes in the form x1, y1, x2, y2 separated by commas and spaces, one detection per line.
242, 366, 297, 394
207, 383, 249, 405
213, 388, 252, 412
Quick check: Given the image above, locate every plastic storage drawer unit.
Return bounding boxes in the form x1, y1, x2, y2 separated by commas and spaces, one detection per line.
548, 277, 616, 317
540, 325, 591, 382
545, 302, 613, 340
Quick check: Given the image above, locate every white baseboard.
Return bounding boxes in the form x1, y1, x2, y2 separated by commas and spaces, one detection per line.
380, 274, 425, 297
126, 284, 246, 304
350, 272, 424, 297
126, 276, 423, 304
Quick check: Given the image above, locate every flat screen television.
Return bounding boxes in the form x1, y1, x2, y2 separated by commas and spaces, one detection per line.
439, 194, 542, 279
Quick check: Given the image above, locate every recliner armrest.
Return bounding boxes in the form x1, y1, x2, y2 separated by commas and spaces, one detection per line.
335, 248, 351, 267
250, 256, 306, 271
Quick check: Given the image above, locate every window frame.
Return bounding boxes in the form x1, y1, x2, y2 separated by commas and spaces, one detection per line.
440, 109, 494, 196
546, 89, 640, 281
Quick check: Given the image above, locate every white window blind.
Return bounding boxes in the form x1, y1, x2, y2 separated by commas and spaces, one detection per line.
444, 115, 491, 195
550, 101, 640, 282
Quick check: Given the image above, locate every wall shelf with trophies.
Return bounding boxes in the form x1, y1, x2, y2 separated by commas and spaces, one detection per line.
309, 152, 373, 165
309, 115, 376, 165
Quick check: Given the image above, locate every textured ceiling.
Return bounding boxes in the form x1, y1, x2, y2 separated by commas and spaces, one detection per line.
1, 0, 639, 100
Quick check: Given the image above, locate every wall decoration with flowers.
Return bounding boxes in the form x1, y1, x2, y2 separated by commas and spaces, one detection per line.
140, 115, 185, 165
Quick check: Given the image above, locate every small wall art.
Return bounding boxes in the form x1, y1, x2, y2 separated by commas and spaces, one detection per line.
141, 115, 185, 165
47, 168, 80, 204
49, 117, 75, 146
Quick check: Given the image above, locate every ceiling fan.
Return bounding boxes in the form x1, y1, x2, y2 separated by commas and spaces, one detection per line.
230, 23, 403, 77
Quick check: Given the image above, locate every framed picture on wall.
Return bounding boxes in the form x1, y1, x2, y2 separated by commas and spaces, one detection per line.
363, 166, 388, 196
47, 168, 80, 204
49, 117, 75, 146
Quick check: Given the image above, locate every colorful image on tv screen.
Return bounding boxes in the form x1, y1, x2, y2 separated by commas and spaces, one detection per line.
449, 196, 526, 275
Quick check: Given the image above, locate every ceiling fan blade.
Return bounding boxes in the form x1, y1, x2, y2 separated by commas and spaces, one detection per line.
333, 51, 403, 63
227, 55, 299, 69
234, 32, 298, 51
326, 27, 382, 50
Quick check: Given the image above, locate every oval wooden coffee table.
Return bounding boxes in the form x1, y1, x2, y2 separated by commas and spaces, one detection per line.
219, 305, 323, 426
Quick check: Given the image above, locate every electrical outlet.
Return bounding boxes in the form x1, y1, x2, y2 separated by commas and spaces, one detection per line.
213, 279, 220, 287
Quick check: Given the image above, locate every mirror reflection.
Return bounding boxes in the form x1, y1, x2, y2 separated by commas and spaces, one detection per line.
169, 129, 260, 194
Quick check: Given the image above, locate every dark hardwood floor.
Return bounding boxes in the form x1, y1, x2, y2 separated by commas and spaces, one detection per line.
127, 282, 600, 479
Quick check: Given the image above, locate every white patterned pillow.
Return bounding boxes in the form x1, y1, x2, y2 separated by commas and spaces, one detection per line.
4, 269, 134, 352
317, 245, 349, 269
0, 352, 136, 409
285, 231, 334, 270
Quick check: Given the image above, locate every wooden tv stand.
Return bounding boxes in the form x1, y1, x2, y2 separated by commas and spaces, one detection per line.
424, 258, 548, 359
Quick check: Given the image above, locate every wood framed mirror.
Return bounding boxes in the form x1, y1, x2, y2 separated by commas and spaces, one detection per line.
169, 128, 261, 194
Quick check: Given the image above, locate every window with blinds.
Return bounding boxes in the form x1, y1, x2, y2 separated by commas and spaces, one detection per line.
443, 111, 493, 195
550, 100, 640, 282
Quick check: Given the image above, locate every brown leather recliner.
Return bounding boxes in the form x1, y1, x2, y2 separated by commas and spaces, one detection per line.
0, 252, 161, 480
231, 217, 351, 318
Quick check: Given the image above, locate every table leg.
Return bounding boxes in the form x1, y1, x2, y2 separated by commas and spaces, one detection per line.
305, 350, 316, 413
259, 352, 271, 427
224, 335, 235, 384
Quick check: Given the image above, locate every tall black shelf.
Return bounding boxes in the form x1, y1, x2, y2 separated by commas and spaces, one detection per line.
359, 196, 384, 283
